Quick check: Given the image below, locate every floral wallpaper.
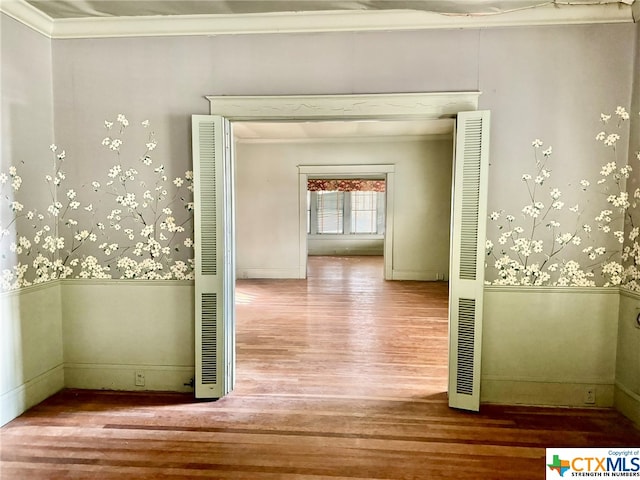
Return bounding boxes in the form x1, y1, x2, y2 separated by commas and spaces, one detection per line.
2, 109, 639, 292
485, 107, 640, 289
0, 115, 194, 291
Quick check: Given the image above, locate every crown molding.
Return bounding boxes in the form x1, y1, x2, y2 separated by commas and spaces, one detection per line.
633, 0, 640, 20
0, 1, 635, 39
0, 0, 52, 37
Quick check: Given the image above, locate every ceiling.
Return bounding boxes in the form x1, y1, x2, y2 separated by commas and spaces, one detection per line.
21, 0, 633, 19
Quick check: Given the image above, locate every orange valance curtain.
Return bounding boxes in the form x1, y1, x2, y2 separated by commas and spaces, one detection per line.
307, 179, 385, 192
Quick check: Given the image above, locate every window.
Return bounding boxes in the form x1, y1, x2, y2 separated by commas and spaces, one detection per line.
316, 191, 345, 234
351, 191, 377, 234
308, 186, 385, 236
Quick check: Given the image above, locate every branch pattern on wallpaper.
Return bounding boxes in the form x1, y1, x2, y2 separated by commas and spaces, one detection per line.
2, 110, 639, 292
485, 106, 640, 289
0, 115, 194, 291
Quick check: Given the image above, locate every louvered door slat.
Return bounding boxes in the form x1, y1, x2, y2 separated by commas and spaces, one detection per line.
198, 122, 218, 276
201, 293, 218, 384
448, 111, 490, 412
193, 115, 235, 400
456, 297, 476, 395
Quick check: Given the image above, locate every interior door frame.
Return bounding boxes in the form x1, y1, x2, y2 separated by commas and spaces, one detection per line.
206, 93, 480, 122
205, 92, 485, 407
207, 91, 481, 280
298, 164, 395, 280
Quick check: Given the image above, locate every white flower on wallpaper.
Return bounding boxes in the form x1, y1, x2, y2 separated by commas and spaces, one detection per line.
0, 114, 194, 291
486, 106, 640, 289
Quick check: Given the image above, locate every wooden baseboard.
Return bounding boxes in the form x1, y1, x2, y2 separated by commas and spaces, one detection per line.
236, 268, 302, 279
481, 378, 615, 407
0, 365, 64, 426
614, 382, 640, 427
391, 270, 447, 281
63, 364, 195, 393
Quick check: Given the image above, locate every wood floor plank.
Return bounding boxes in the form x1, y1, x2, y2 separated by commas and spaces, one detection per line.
2, 256, 639, 479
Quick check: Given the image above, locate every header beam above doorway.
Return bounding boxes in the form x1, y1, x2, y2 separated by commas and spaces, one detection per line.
206, 92, 481, 120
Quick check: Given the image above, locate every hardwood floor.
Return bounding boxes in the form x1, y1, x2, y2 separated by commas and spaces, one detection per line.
2, 256, 639, 479
235, 255, 449, 399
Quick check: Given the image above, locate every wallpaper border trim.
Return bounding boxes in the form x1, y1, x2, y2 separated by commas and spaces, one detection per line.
60, 279, 195, 288
619, 285, 640, 300
0, 279, 61, 299
483, 285, 621, 295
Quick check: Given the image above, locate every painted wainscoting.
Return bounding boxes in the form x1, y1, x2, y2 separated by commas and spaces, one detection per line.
3, 279, 635, 426
615, 289, 640, 426
482, 286, 620, 408
61, 280, 195, 393
0, 282, 65, 426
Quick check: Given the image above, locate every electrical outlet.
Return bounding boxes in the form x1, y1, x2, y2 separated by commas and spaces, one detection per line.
584, 386, 596, 405
135, 370, 145, 387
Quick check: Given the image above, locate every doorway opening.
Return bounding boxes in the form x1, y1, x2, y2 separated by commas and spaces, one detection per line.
231, 118, 453, 398
193, 93, 489, 412
298, 163, 396, 280
306, 177, 386, 259
232, 118, 455, 281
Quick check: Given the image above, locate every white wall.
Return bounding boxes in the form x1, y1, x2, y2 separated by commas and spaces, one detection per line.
0, 284, 64, 426
308, 236, 384, 256
480, 24, 634, 220
1, 14, 56, 280
481, 25, 634, 286
0, 14, 61, 426
1, 15, 54, 196
615, 23, 640, 427
616, 291, 640, 425
1, 277, 195, 426
482, 287, 619, 407
235, 138, 453, 280
62, 281, 195, 392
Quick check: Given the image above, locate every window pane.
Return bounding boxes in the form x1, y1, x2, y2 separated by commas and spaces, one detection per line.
316, 191, 344, 234
353, 211, 376, 233
351, 191, 377, 234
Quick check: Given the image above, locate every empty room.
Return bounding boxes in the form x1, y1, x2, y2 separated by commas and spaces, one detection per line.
2, 1, 640, 478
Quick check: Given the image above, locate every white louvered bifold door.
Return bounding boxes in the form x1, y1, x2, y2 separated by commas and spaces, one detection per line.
192, 115, 235, 399
448, 110, 490, 412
